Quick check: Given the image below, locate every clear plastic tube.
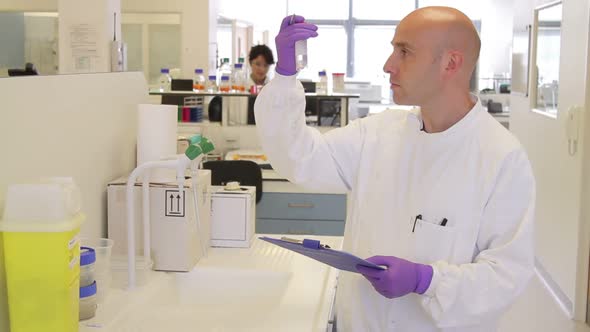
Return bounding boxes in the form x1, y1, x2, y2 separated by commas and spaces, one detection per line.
290, 14, 308, 71
295, 40, 307, 70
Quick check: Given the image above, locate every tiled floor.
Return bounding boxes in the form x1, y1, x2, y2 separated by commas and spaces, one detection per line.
499, 275, 590, 332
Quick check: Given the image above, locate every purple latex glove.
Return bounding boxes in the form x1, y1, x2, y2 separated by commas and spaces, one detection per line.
356, 256, 433, 299
275, 15, 318, 76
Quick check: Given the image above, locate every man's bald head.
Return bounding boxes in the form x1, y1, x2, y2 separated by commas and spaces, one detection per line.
384, 6, 481, 107
399, 6, 480, 78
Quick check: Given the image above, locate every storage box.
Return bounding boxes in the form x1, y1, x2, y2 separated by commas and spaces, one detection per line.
210, 185, 256, 248
107, 170, 211, 272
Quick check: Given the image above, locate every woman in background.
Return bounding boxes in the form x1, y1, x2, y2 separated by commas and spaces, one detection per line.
248, 44, 275, 88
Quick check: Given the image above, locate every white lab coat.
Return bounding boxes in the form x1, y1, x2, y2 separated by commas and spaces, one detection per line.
247, 74, 270, 90
254, 73, 535, 331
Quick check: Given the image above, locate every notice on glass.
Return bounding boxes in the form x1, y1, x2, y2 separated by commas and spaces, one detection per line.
69, 24, 99, 72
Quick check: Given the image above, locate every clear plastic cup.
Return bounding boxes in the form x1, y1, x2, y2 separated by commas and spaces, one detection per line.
79, 281, 97, 321
80, 238, 114, 303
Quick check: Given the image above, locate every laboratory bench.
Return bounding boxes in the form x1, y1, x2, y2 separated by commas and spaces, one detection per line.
79, 235, 342, 332
150, 90, 360, 128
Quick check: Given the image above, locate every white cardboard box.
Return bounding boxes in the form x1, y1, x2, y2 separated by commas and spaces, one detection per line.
107, 170, 211, 272
210, 185, 256, 248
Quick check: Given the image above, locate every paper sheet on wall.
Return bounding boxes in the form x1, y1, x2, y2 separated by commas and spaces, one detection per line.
69, 24, 100, 72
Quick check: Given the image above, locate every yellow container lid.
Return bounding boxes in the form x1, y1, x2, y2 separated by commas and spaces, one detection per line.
1, 178, 84, 232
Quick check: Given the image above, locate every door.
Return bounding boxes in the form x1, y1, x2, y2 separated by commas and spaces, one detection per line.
510, 0, 590, 322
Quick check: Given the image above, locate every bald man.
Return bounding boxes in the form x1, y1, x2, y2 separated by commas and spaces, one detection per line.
255, 7, 535, 331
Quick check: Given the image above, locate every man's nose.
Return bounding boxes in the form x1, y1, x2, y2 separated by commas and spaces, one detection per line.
383, 53, 396, 75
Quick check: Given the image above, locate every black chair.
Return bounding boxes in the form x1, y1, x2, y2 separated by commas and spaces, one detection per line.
247, 95, 257, 125
8, 63, 38, 76
208, 96, 222, 122
202, 160, 263, 204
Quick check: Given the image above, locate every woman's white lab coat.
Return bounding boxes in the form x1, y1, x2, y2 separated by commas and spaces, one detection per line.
254, 73, 536, 331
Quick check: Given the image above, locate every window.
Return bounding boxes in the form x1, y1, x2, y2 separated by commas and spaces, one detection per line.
305, 1, 409, 82
121, 24, 142, 72
532, 2, 562, 115
148, 25, 181, 84
289, 0, 349, 20
121, 13, 182, 85
24, 13, 59, 75
353, 26, 395, 81
306, 26, 347, 74
353, 0, 414, 20
218, 0, 287, 30
218, 0, 481, 88
418, 0, 482, 19
216, 24, 233, 61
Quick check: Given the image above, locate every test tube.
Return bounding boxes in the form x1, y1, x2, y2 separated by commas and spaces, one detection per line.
290, 14, 308, 71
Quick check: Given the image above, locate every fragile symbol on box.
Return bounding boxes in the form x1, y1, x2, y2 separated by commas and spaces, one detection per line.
165, 190, 185, 217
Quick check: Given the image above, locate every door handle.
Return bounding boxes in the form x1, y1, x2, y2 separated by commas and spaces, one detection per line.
288, 203, 315, 208
566, 105, 583, 156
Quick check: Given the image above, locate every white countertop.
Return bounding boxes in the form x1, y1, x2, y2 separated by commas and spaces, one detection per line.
80, 235, 343, 332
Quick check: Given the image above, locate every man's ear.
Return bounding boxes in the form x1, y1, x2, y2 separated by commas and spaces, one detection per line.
443, 51, 464, 76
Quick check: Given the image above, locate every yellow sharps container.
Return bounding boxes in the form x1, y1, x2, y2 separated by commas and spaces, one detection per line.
0, 232, 10, 332
0, 178, 84, 332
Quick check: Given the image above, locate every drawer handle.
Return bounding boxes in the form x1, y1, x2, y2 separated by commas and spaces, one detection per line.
288, 203, 315, 208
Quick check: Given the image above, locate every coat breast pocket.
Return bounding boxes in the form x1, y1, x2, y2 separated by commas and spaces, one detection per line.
412, 218, 457, 264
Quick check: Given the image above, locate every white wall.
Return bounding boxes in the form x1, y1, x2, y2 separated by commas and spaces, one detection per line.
0, 72, 148, 238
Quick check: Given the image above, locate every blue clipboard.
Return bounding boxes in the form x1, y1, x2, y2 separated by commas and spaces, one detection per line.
260, 236, 386, 273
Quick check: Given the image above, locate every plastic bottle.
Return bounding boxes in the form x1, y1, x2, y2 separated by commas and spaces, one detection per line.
207, 75, 218, 93
193, 69, 206, 92
217, 58, 232, 85
238, 57, 248, 74
333, 73, 345, 93
219, 76, 231, 93
232, 63, 246, 93
158, 68, 171, 92
317, 70, 328, 95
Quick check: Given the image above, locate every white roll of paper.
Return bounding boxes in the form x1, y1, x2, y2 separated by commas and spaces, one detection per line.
137, 104, 178, 183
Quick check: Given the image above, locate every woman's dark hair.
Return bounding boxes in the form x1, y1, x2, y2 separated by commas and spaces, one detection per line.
248, 44, 275, 65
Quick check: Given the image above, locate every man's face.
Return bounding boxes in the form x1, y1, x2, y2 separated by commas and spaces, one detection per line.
383, 24, 442, 106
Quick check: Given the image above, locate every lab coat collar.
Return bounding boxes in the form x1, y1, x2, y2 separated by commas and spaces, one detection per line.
409, 94, 483, 141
